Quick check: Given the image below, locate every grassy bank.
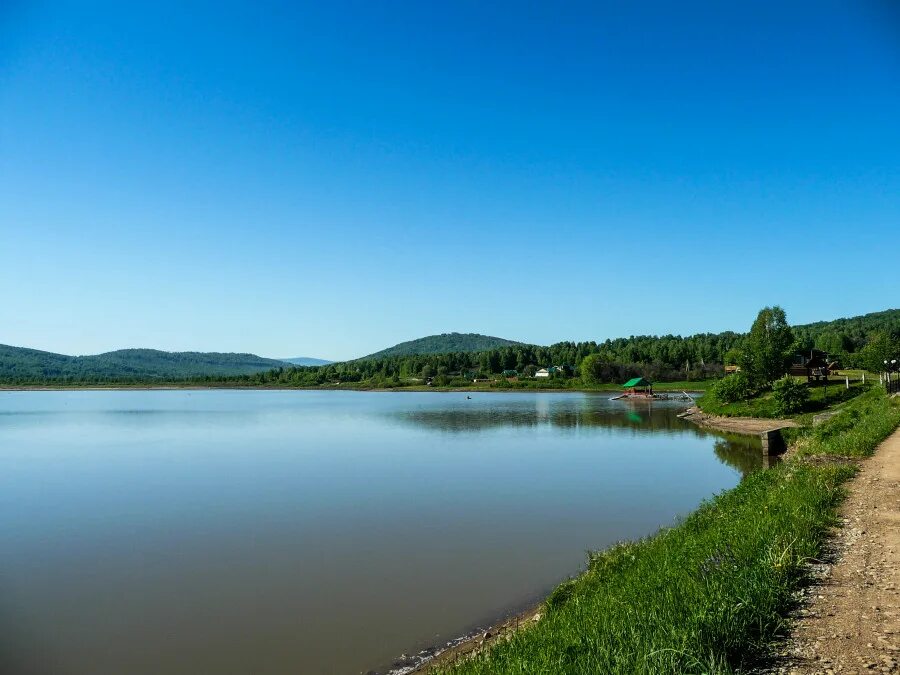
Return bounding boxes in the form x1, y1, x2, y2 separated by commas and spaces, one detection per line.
437, 391, 900, 675
791, 386, 900, 457
697, 378, 869, 418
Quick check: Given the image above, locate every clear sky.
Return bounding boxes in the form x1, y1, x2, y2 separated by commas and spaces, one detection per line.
1, 1, 898, 360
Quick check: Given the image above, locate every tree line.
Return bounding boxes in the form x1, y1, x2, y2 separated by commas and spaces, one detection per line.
1, 308, 897, 386
191, 307, 900, 388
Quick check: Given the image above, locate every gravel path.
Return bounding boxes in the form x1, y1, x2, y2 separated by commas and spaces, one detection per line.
768, 427, 900, 675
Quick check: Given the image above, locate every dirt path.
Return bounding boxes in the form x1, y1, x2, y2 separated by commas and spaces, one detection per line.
773, 427, 900, 674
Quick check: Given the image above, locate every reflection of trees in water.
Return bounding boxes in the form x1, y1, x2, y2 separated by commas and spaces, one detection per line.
389, 402, 766, 476
712, 434, 764, 474
391, 404, 689, 434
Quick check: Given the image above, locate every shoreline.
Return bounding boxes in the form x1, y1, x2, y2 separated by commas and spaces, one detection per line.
394, 602, 545, 675
384, 406, 821, 674
0, 384, 707, 394
678, 405, 799, 435
384, 407, 778, 675
395, 389, 899, 674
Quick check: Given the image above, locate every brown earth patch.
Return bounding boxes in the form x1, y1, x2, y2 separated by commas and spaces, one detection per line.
680, 407, 799, 435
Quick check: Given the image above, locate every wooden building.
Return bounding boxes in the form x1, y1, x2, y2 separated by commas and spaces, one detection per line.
789, 349, 830, 382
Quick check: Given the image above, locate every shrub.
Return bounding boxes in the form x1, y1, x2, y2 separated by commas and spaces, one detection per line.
772, 377, 810, 415
710, 371, 755, 403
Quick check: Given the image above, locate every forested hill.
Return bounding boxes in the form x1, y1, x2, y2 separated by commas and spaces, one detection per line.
359, 333, 525, 360
0, 345, 287, 381
793, 308, 900, 355
280, 357, 334, 366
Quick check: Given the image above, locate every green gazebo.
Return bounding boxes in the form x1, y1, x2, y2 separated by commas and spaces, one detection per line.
622, 377, 653, 396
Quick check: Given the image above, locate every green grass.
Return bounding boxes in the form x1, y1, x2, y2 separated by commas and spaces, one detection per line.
697, 379, 869, 418
438, 390, 900, 675
794, 387, 900, 458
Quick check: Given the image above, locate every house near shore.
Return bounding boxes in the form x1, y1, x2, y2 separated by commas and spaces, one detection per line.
535, 366, 561, 378
790, 349, 830, 381
501, 369, 518, 379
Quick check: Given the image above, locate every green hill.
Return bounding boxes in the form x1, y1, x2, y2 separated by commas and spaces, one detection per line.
0, 345, 287, 382
793, 308, 900, 354
359, 333, 525, 360
280, 357, 334, 366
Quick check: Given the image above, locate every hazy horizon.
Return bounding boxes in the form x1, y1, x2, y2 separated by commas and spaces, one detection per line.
2, 2, 898, 360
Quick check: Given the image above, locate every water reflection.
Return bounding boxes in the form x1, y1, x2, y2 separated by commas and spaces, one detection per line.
712, 433, 766, 474
392, 399, 692, 432
390, 396, 765, 475
0, 390, 765, 675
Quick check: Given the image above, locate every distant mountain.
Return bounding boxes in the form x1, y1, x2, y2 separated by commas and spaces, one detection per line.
280, 357, 334, 366
0, 345, 287, 381
359, 333, 525, 360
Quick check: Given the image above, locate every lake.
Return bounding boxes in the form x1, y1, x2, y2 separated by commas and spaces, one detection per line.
0, 390, 762, 674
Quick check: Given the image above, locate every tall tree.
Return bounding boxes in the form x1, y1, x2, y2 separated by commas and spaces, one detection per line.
739, 306, 794, 385
860, 331, 899, 373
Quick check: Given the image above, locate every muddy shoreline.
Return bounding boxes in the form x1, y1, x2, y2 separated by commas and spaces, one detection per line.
373, 597, 548, 675
678, 406, 798, 435
390, 602, 545, 675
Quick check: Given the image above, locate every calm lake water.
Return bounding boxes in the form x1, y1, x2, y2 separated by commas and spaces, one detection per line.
0, 390, 762, 675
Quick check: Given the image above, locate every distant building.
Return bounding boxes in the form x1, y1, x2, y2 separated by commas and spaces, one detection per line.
501, 369, 518, 379
535, 366, 560, 378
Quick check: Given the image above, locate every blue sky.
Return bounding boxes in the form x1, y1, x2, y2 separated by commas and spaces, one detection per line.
1, 1, 898, 360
